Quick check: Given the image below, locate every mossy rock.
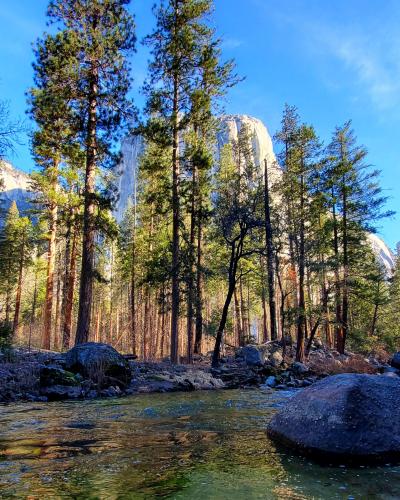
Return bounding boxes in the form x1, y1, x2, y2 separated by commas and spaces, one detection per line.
40, 366, 81, 387
64, 343, 131, 388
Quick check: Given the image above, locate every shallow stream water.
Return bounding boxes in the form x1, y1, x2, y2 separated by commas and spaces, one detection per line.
1, 388, 399, 499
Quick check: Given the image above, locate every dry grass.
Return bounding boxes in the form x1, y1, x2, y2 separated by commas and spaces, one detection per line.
309, 355, 378, 376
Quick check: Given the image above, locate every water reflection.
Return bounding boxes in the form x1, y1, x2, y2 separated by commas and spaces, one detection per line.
0, 389, 399, 499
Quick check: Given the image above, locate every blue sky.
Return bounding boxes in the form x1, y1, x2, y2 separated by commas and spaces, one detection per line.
1, 0, 399, 248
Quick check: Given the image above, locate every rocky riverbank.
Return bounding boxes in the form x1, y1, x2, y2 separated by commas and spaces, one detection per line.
0, 341, 397, 403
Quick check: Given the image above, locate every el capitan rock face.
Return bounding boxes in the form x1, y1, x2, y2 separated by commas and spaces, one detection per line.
113, 114, 396, 271
113, 115, 279, 222
367, 232, 395, 275
216, 114, 278, 174
268, 373, 400, 463
113, 135, 144, 223
0, 160, 34, 216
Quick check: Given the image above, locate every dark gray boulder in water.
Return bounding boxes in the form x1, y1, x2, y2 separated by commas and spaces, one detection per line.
65, 342, 131, 387
267, 373, 400, 463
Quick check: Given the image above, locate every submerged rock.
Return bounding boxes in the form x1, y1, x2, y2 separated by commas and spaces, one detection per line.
65, 343, 131, 387
268, 373, 400, 463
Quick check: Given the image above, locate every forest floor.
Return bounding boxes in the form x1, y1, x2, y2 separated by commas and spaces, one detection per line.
0, 341, 396, 404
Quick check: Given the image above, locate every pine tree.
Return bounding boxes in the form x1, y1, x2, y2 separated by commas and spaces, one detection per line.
324, 121, 392, 353
143, 0, 224, 362
186, 40, 237, 360
0, 202, 34, 338
28, 30, 78, 349
275, 105, 322, 361
46, 0, 136, 345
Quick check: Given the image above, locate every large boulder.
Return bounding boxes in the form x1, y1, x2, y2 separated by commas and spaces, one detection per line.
268, 373, 400, 463
237, 345, 268, 366
65, 343, 131, 388
269, 350, 283, 367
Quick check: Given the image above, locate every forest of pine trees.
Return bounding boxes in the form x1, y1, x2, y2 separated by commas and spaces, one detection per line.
0, 0, 399, 365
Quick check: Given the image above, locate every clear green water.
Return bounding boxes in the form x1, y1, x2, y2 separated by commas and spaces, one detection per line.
0, 389, 399, 499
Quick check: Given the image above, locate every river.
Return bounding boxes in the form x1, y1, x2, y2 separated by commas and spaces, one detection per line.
0, 388, 399, 499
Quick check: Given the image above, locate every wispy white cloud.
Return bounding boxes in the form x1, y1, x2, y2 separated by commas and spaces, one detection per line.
221, 37, 244, 50
250, 0, 400, 114
310, 27, 400, 111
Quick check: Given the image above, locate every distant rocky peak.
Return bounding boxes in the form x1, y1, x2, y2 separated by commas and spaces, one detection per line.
112, 115, 395, 275
0, 160, 34, 217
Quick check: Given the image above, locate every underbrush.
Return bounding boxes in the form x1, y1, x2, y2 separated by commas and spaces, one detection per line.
0, 321, 13, 356
309, 354, 378, 376
0, 361, 40, 397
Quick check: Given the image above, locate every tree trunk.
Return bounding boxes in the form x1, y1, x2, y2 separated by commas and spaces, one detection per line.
130, 210, 137, 356
194, 211, 203, 354
296, 173, 306, 362
212, 283, 235, 368
43, 192, 58, 349
239, 276, 247, 344
341, 175, 349, 354
332, 196, 343, 352
264, 159, 277, 340
261, 280, 268, 343
170, 71, 180, 364
371, 303, 379, 337
62, 224, 77, 350
29, 264, 38, 351
75, 61, 98, 345
212, 238, 243, 367
13, 231, 26, 339
186, 161, 197, 363
53, 268, 62, 351
61, 219, 71, 346
305, 318, 321, 357
233, 288, 243, 346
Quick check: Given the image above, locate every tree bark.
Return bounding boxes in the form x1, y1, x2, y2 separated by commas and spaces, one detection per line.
186, 160, 197, 363
264, 159, 277, 340
212, 237, 243, 367
43, 188, 58, 349
170, 69, 180, 364
62, 224, 77, 350
261, 279, 268, 343
194, 211, 203, 354
341, 174, 349, 354
296, 172, 306, 362
130, 209, 137, 356
13, 231, 26, 339
233, 288, 243, 346
75, 59, 98, 345
28, 264, 38, 351
332, 194, 343, 352
53, 268, 62, 351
